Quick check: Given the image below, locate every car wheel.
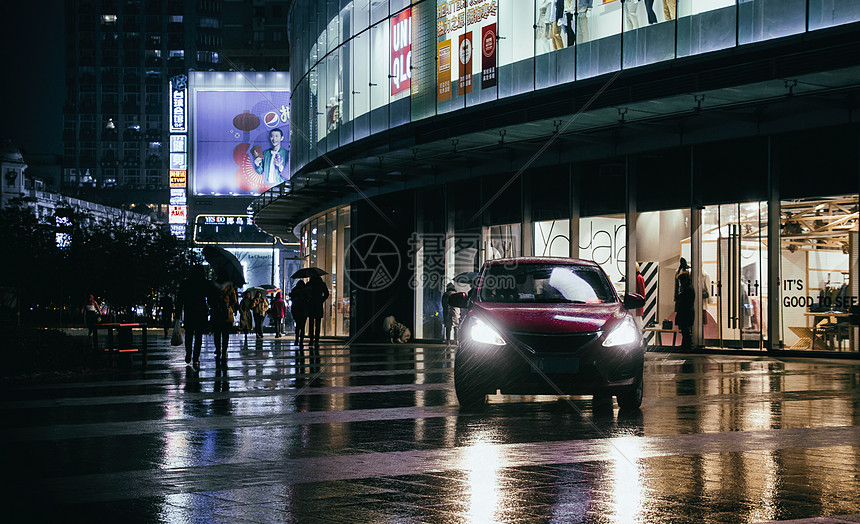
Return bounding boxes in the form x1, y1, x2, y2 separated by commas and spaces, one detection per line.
616, 372, 643, 411
454, 361, 490, 410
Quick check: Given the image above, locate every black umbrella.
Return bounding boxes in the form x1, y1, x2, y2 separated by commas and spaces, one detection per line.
291, 267, 327, 279
202, 245, 246, 287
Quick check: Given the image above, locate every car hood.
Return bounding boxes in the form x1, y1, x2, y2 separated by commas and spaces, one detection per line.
473, 302, 626, 334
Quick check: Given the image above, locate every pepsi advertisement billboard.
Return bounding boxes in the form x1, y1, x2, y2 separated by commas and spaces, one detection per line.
193, 87, 291, 196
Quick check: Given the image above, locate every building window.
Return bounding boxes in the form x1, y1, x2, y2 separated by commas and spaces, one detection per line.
199, 17, 219, 28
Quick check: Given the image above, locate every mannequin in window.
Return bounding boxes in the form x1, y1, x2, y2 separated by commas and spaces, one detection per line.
644, 0, 658, 24
546, 0, 565, 50
563, 0, 576, 47
537, 1, 549, 41
663, 0, 676, 21
623, 0, 641, 31
575, 0, 593, 44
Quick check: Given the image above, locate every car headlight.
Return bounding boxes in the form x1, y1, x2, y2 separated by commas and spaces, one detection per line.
470, 317, 506, 346
602, 317, 640, 347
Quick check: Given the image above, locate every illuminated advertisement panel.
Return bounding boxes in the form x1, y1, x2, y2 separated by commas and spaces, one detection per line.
170, 224, 187, 240
437, 0, 497, 99
170, 75, 188, 133
169, 188, 187, 205
169, 170, 187, 187
193, 88, 291, 196
390, 9, 412, 95
168, 205, 187, 224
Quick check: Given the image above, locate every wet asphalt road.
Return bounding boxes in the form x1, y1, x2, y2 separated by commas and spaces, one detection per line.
2, 332, 860, 523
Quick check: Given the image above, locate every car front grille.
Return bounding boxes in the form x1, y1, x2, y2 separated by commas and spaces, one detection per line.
507, 331, 600, 354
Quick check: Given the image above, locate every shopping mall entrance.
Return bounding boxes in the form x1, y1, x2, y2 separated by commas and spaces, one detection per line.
696, 202, 769, 349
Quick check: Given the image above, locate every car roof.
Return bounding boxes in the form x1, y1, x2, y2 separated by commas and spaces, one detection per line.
483, 257, 601, 268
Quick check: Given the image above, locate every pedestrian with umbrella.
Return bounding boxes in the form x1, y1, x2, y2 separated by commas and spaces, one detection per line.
175, 264, 217, 370
202, 246, 246, 288
290, 279, 310, 350
307, 274, 330, 350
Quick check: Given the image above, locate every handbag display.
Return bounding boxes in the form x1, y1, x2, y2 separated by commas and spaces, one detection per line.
170, 318, 183, 346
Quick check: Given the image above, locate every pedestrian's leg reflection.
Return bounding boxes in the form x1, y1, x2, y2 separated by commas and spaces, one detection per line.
214, 365, 229, 393
183, 366, 201, 394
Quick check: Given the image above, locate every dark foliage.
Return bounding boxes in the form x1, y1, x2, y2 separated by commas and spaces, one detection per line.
1, 326, 101, 378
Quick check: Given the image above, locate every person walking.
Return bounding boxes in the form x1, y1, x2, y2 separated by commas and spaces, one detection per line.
271, 292, 288, 338
159, 294, 174, 338
176, 265, 216, 370
211, 282, 239, 367
442, 283, 460, 342
238, 291, 254, 341
307, 275, 330, 349
674, 257, 690, 301
674, 271, 695, 352
252, 290, 269, 339
290, 280, 310, 350
83, 294, 102, 348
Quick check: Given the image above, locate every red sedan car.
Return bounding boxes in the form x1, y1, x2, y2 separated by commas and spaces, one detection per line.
448, 257, 646, 410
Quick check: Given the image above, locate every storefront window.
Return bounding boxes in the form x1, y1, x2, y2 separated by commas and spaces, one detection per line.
413, 188, 445, 340
809, 0, 860, 31
580, 214, 626, 293
535, 0, 576, 89
576, 0, 623, 80
676, 0, 736, 57
485, 223, 521, 260
370, 21, 390, 133
352, 0, 370, 36
622, 0, 676, 69
338, 206, 351, 336
498, 0, 535, 98
436, 0, 467, 114
779, 195, 858, 352
634, 209, 689, 347
351, 30, 371, 140
738, 0, 806, 45
465, 0, 499, 106
326, 51, 341, 152
534, 219, 571, 256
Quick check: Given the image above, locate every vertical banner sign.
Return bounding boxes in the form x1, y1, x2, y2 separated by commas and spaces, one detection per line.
437, 40, 452, 101
390, 9, 412, 96
169, 75, 188, 133
481, 23, 497, 88
458, 32, 472, 95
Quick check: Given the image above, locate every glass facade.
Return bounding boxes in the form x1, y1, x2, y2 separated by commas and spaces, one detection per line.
288, 0, 860, 177
297, 205, 352, 338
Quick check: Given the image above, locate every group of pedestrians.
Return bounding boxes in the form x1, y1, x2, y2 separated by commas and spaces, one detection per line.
173, 264, 329, 370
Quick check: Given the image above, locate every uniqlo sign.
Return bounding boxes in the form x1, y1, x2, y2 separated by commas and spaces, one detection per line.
390, 9, 412, 95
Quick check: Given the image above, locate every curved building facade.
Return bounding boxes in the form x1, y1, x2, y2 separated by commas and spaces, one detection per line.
254, 0, 860, 353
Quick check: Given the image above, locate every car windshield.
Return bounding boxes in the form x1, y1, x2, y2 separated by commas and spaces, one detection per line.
478, 263, 617, 304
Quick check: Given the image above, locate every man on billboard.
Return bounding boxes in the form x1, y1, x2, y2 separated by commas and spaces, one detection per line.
252, 128, 288, 185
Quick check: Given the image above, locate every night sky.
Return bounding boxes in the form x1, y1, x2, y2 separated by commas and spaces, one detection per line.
0, 1, 65, 156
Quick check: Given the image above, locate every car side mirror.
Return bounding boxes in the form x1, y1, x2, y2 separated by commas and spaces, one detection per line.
623, 293, 645, 310
448, 292, 470, 309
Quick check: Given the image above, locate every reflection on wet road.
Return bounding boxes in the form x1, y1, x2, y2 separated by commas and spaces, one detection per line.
3, 336, 860, 523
